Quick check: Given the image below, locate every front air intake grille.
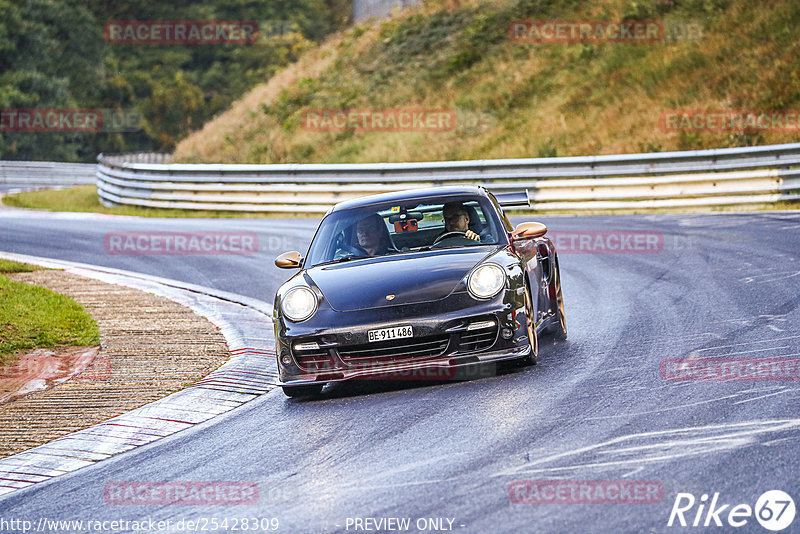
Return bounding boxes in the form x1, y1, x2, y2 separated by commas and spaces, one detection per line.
337, 335, 450, 364
292, 344, 332, 372
458, 326, 498, 353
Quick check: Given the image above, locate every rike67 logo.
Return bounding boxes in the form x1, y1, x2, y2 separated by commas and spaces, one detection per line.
668, 490, 795, 531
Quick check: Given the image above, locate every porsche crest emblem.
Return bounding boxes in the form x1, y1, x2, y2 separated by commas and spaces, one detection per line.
385, 294, 396, 301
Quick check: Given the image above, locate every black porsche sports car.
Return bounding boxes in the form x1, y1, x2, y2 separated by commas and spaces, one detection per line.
273, 185, 567, 397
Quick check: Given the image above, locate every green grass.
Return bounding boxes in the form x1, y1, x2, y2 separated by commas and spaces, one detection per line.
1, 185, 298, 218
0, 273, 100, 366
0, 259, 41, 274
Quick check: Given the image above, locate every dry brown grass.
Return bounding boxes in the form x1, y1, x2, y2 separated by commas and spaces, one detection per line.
174, 27, 381, 162
174, 0, 800, 164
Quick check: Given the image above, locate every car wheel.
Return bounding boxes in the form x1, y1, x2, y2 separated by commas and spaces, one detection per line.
282, 384, 324, 398
523, 284, 539, 365
549, 260, 567, 341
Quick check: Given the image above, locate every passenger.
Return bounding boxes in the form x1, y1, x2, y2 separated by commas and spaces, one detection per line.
355, 214, 395, 256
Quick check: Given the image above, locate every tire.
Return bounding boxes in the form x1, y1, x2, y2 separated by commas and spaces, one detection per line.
549, 259, 567, 341
522, 284, 539, 365
282, 384, 324, 398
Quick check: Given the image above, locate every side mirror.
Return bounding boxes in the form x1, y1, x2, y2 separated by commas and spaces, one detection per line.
512, 222, 547, 240
275, 251, 303, 269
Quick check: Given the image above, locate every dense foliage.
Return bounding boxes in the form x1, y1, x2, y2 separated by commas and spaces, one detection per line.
174, 0, 800, 164
0, 0, 350, 161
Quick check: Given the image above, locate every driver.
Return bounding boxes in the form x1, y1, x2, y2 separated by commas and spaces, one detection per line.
442, 202, 481, 241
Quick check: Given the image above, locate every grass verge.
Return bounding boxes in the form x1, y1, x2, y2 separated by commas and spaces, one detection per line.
0, 259, 41, 274
1, 185, 289, 218
0, 262, 99, 366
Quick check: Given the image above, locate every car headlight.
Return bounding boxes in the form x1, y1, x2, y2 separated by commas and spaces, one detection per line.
467, 263, 506, 299
281, 286, 318, 322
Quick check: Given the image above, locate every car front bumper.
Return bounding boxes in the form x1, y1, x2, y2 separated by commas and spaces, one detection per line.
276, 290, 533, 386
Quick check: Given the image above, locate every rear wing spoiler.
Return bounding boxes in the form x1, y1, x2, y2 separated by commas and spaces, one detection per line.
493, 190, 530, 207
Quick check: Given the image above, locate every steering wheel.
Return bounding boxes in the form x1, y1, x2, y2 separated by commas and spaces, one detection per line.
432, 231, 468, 246
334, 244, 368, 260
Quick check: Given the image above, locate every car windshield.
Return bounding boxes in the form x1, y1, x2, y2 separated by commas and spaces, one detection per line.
304, 195, 503, 267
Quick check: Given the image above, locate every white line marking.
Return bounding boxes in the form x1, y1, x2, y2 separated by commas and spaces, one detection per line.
496, 419, 800, 476
733, 388, 797, 405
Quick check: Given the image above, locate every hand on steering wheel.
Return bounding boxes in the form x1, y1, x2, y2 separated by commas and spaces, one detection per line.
432, 230, 480, 246
334, 244, 368, 259
432, 231, 466, 245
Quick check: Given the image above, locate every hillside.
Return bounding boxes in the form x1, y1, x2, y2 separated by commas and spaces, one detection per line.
173, 0, 800, 164
0, 0, 349, 161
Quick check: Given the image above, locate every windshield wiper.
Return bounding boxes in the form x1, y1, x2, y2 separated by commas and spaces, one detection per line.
315, 254, 365, 267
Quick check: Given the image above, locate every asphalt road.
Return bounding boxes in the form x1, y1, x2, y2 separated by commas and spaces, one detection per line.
1, 206, 799, 533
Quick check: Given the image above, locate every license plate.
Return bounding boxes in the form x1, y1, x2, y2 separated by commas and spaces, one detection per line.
368, 325, 413, 343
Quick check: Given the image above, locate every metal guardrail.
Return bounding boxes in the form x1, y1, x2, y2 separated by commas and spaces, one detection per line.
95, 143, 800, 213
0, 161, 96, 187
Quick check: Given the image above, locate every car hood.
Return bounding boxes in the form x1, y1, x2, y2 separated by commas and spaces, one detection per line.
306, 247, 499, 312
